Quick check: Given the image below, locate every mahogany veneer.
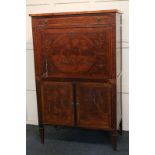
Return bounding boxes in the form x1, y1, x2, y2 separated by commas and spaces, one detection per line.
30, 9, 122, 150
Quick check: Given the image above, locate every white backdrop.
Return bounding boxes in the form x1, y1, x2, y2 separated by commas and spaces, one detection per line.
26, 0, 129, 131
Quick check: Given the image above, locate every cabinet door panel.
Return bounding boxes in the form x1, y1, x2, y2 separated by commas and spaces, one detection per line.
41, 82, 74, 126
37, 26, 114, 80
76, 83, 112, 129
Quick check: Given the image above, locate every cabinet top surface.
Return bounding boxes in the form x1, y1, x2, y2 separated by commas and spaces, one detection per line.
29, 9, 121, 17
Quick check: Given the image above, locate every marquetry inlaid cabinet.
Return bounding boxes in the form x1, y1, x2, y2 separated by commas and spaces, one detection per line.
30, 9, 122, 150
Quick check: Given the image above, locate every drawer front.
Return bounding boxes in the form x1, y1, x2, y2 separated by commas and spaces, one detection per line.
40, 82, 74, 125
37, 26, 114, 80
32, 14, 115, 28
76, 82, 113, 129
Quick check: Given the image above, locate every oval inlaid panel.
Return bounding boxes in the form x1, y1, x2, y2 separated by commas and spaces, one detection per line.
50, 34, 97, 73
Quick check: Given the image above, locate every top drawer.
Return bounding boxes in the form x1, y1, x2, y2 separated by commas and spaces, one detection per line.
32, 14, 115, 28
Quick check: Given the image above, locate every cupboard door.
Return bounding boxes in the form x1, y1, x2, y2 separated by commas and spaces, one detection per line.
41, 82, 74, 126
76, 83, 112, 129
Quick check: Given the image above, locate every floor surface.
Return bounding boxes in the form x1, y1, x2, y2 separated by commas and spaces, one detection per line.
26, 125, 129, 155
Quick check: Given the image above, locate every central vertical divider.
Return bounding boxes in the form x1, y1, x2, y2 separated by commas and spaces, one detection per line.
73, 81, 77, 126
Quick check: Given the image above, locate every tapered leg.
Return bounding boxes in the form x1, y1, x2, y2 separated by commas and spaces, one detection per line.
112, 131, 117, 151
119, 119, 123, 135
39, 125, 44, 144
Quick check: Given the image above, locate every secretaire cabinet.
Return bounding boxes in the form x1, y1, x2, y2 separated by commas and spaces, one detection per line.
30, 10, 122, 150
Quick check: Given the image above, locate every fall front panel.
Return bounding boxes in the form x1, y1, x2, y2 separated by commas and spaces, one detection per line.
38, 26, 114, 80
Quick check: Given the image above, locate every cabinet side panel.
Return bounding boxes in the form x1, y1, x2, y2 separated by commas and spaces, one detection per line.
116, 13, 122, 77
31, 18, 44, 124
116, 13, 122, 129
116, 75, 122, 129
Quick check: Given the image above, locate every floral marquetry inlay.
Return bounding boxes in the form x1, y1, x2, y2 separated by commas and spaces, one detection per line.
46, 34, 97, 73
